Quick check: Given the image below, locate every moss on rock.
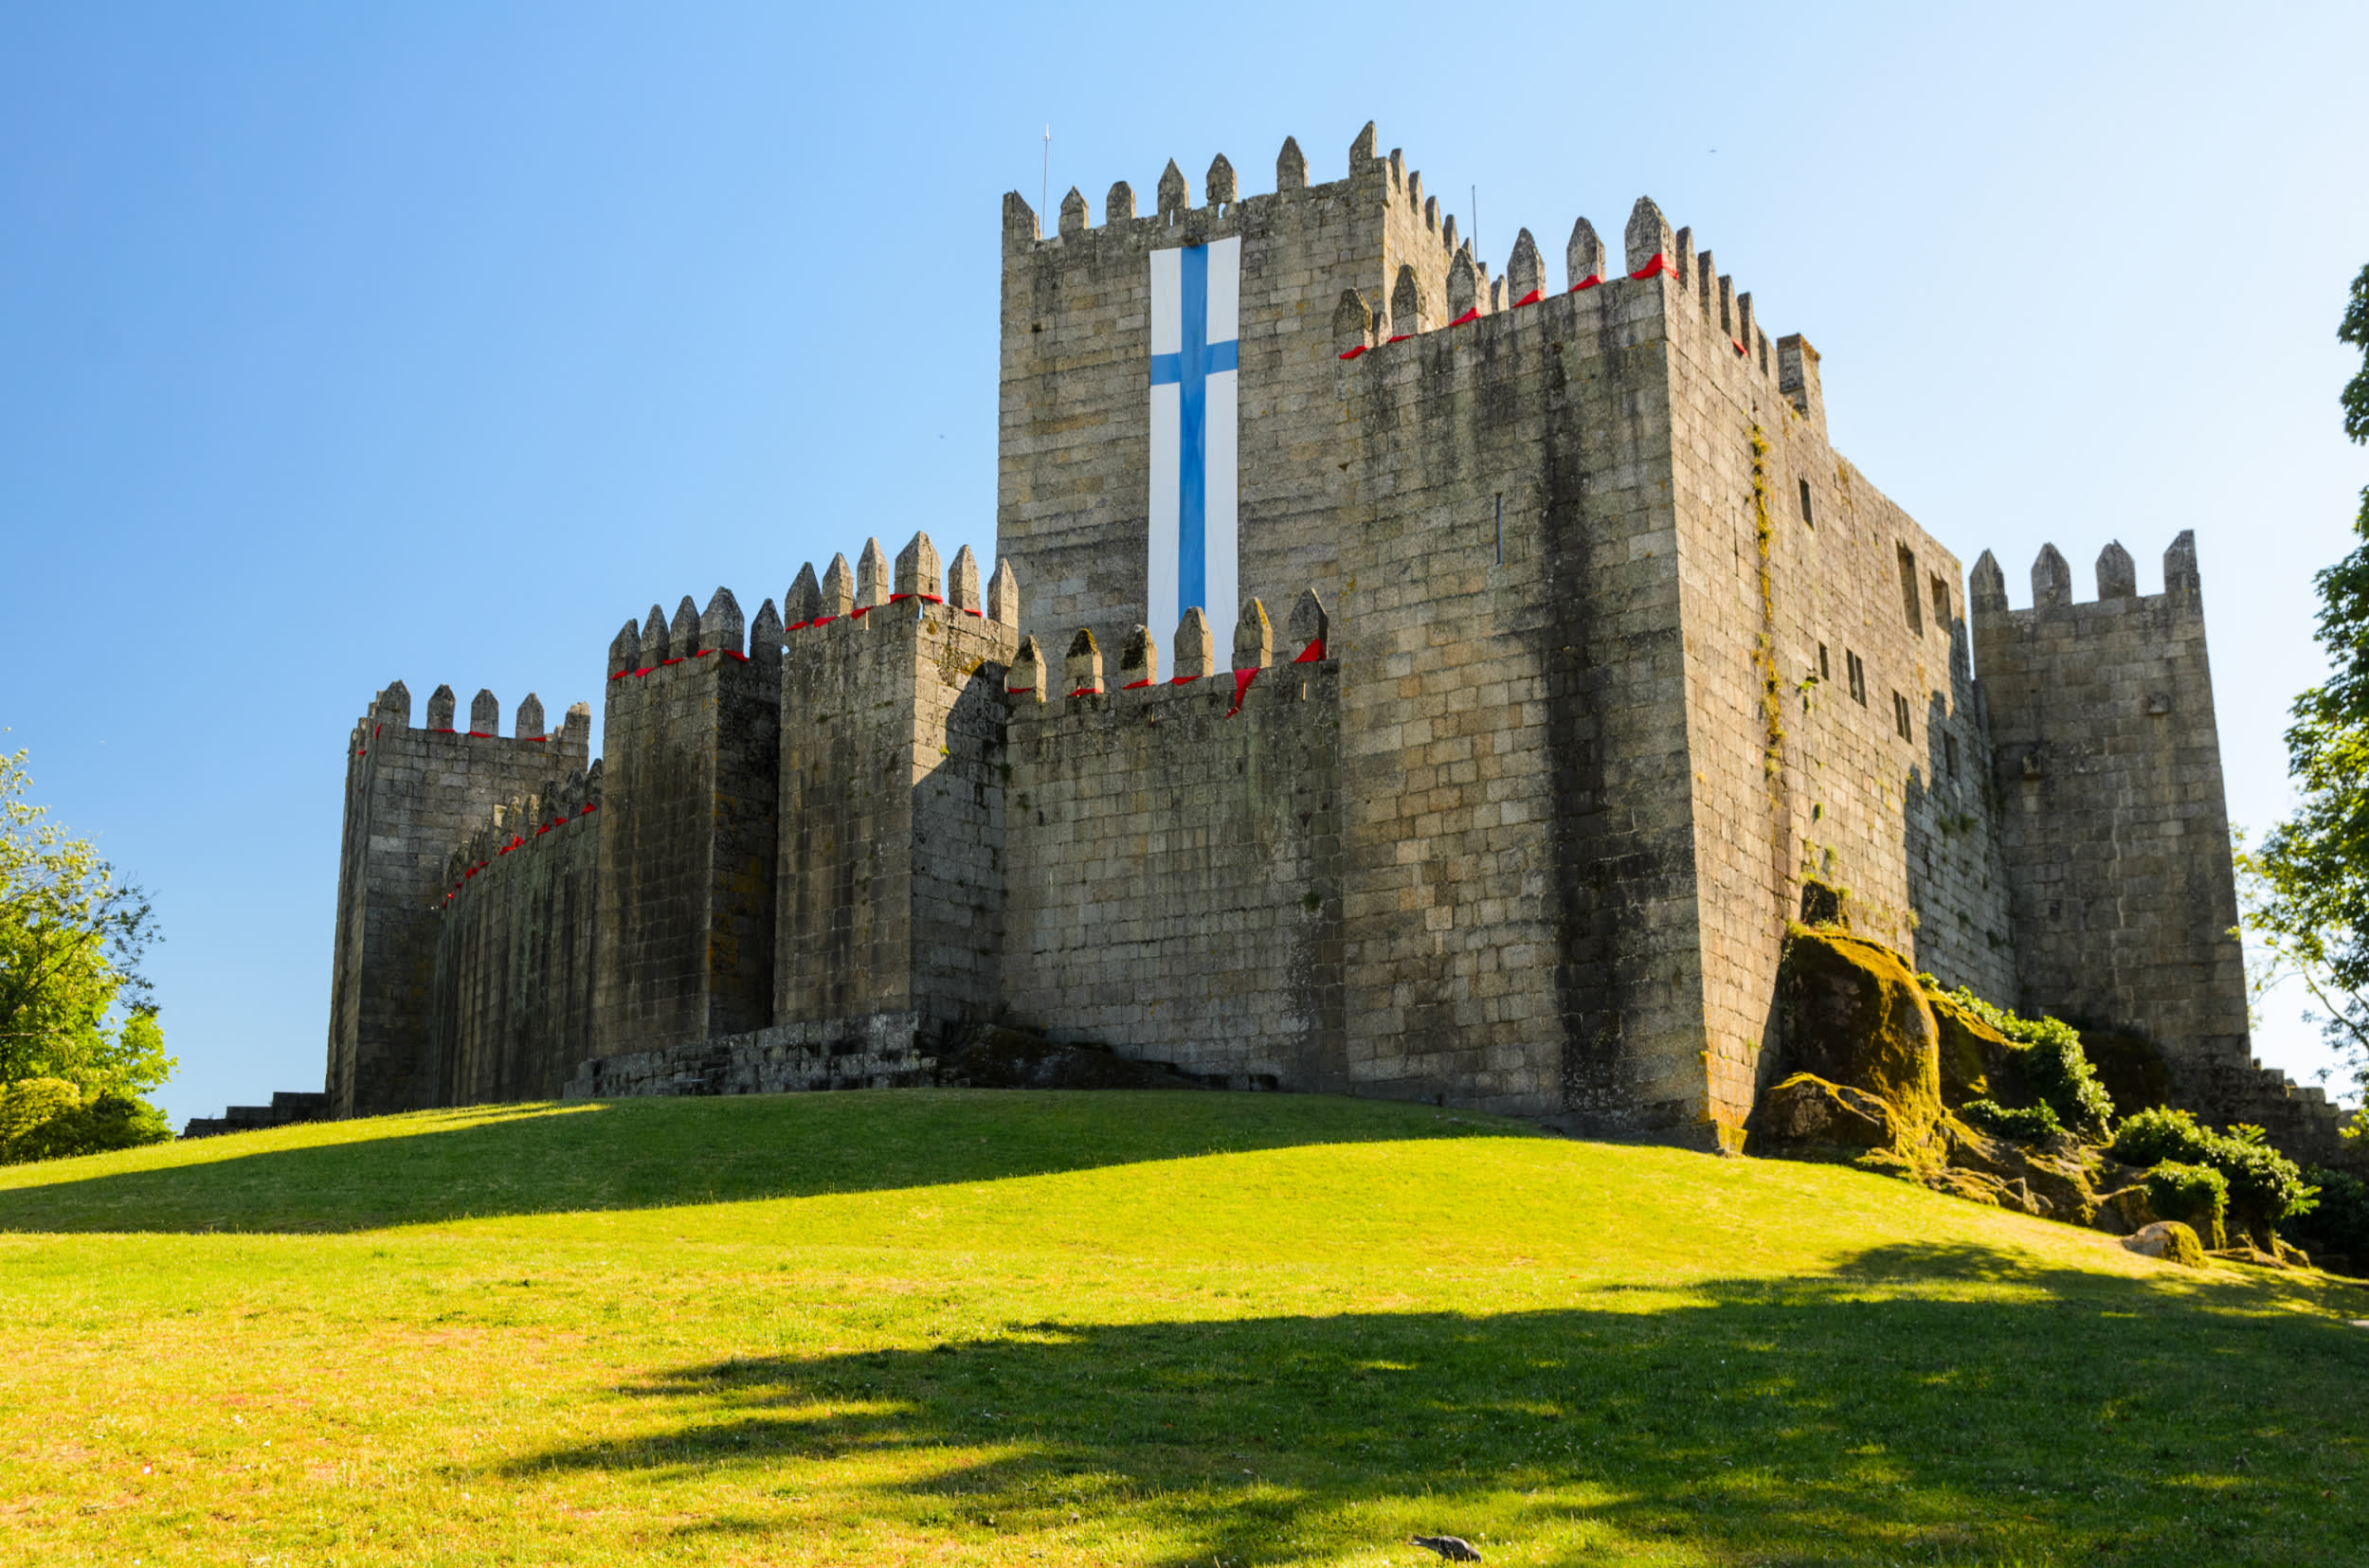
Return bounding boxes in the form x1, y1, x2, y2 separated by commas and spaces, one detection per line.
1774, 928, 1943, 1142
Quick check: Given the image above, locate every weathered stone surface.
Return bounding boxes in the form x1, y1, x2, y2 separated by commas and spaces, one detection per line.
1759, 1073, 1895, 1148
1931, 991, 2018, 1108
2123, 1220, 2207, 1268
1776, 930, 1943, 1138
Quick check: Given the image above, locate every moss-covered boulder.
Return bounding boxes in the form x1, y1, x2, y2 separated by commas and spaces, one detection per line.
1773, 928, 1943, 1142
1759, 1073, 1898, 1149
1940, 1118, 2103, 1224
2123, 1220, 2206, 1268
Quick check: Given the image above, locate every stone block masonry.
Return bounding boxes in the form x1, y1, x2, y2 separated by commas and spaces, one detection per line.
326, 681, 590, 1117
285, 116, 2297, 1169
1004, 638, 1344, 1090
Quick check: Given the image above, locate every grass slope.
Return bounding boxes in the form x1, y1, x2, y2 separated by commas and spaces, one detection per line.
1, 1090, 2363, 1567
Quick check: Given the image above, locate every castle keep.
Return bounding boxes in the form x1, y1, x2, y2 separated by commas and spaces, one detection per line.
316, 121, 2346, 1156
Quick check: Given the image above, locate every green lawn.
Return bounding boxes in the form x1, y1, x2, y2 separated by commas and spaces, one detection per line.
0, 1090, 2362, 1566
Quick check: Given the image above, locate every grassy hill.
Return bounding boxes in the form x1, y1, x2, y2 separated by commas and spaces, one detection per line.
1, 1090, 2363, 1566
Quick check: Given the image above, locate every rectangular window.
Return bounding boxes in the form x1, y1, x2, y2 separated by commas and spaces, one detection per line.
1798, 478, 1814, 526
1893, 691, 1912, 741
1929, 573, 1951, 627
1817, 642, 1830, 682
1897, 544, 1924, 634
1846, 651, 1867, 705
1944, 730, 1960, 778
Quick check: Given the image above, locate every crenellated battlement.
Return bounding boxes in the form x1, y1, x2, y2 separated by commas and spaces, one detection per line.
1969, 532, 2204, 621
440, 760, 604, 909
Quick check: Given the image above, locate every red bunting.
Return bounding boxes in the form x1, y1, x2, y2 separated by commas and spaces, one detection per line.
581, 802, 599, 815
724, 649, 749, 662
428, 728, 456, 734
1448, 307, 1480, 326
660, 658, 684, 666
1385, 333, 1411, 344
373, 724, 381, 737
1513, 289, 1545, 307
1007, 686, 1034, 695
1337, 344, 1368, 361
1069, 686, 1101, 698
1122, 678, 1153, 689
608, 670, 629, 680
889, 593, 911, 603
1732, 339, 1747, 356
1628, 254, 1677, 280
1169, 673, 1200, 684
1227, 667, 1259, 716
695, 648, 714, 658
963, 606, 985, 618
850, 604, 874, 619
1570, 275, 1602, 292
467, 730, 494, 738
529, 735, 547, 743
810, 615, 838, 628
1293, 638, 1326, 663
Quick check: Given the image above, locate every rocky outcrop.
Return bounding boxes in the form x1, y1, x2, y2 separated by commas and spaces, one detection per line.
1767, 928, 1943, 1143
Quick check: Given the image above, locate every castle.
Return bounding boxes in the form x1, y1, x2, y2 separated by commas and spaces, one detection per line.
286, 121, 2350, 1159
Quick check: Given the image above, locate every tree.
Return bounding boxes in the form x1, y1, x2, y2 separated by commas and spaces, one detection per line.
2237, 263, 2369, 1132
0, 750, 172, 1097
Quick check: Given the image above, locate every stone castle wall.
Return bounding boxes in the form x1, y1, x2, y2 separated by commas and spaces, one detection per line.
591, 592, 778, 1057
428, 771, 603, 1104
775, 572, 1018, 1039
1004, 658, 1345, 1090
325, 682, 589, 1117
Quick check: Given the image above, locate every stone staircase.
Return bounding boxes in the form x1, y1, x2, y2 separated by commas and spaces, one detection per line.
179, 1090, 331, 1140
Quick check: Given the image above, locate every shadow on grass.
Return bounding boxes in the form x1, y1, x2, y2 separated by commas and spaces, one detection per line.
502, 1243, 2369, 1568
0, 1090, 1513, 1235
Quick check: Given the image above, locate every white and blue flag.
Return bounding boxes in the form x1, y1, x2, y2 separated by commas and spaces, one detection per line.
1148, 237, 1240, 659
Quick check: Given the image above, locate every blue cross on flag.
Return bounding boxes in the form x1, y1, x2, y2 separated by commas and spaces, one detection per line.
1148, 237, 1240, 659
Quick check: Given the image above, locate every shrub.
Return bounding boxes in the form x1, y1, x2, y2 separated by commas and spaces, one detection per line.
2143, 1161, 2230, 1244
2110, 1108, 2316, 1243
1929, 986, 2115, 1138
1960, 1099, 2063, 1144
0, 1077, 172, 1163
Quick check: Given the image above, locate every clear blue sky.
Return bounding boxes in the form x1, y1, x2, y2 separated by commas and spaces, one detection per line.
5, 3, 2366, 1127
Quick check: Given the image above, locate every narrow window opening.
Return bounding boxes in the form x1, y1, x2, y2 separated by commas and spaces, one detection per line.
1896, 544, 1924, 634
1817, 642, 1830, 682
1493, 494, 1504, 566
1798, 478, 1814, 527
1944, 730, 1961, 778
1892, 691, 1912, 741
1929, 572, 1951, 627
1846, 651, 1867, 706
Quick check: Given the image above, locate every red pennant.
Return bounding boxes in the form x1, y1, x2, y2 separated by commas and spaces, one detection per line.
1570, 275, 1602, 292
1293, 638, 1326, 663
1385, 333, 1411, 344
1227, 667, 1260, 716
1448, 307, 1481, 326
810, 615, 837, 628
1513, 289, 1545, 307
1628, 254, 1677, 280
1069, 687, 1101, 698
1169, 673, 1200, 684
1337, 344, 1368, 361
1122, 678, 1153, 689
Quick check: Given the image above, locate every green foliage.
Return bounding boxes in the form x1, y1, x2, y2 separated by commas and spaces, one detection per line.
0, 1075, 172, 1164
2109, 1108, 2316, 1241
2292, 1163, 2369, 1268
1929, 984, 2114, 1137
2237, 264, 2369, 1109
2141, 1160, 2229, 1235
1958, 1098, 2062, 1144
0, 751, 172, 1097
